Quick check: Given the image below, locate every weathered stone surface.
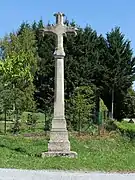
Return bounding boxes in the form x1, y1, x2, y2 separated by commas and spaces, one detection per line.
51, 118, 67, 130
48, 141, 70, 152
49, 130, 69, 142
42, 12, 77, 56
48, 130, 70, 152
42, 151, 77, 158
41, 12, 77, 157
54, 56, 65, 120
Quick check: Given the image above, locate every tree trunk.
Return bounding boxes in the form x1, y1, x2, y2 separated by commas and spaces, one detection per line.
78, 109, 81, 136
4, 109, 7, 134
111, 88, 114, 119
13, 84, 16, 122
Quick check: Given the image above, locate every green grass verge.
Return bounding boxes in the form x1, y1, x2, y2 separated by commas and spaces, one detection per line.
0, 133, 135, 172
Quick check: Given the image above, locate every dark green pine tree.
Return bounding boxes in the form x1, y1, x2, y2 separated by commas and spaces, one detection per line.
64, 25, 100, 99
122, 87, 135, 118
102, 27, 135, 119
33, 19, 55, 111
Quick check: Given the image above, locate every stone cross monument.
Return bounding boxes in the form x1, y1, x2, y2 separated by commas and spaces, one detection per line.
42, 12, 77, 158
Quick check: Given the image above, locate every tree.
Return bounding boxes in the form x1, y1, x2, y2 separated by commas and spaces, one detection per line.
64, 25, 100, 98
122, 87, 135, 118
101, 27, 135, 119
14, 20, 135, 122
32, 19, 55, 111
0, 25, 38, 114
66, 86, 95, 133
0, 76, 13, 134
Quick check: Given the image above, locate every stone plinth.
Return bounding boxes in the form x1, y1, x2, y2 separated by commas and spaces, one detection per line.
42, 151, 77, 158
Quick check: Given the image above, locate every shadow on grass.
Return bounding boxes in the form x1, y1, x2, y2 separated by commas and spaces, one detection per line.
0, 143, 41, 157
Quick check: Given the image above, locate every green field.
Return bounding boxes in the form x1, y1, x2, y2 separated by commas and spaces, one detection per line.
0, 133, 135, 172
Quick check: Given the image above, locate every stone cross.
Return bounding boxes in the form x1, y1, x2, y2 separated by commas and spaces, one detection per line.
42, 12, 77, 56
42, 12, 77, 158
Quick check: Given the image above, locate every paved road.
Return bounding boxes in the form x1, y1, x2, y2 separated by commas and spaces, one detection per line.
0, 168, 135, 180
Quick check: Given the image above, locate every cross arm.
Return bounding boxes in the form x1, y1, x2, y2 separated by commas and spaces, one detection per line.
40, 25, 56, 36
65, 26, 78, 36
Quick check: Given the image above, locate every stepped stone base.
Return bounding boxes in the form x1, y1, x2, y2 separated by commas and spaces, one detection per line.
42, 151, 77, 158
42, 136, 77, 158
42, 118, 77, 158
48, 141, 70, 152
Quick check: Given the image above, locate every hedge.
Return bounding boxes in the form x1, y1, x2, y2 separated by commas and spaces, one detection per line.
114, 121, 135, 140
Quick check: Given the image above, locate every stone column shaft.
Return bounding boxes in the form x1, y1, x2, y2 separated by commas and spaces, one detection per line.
48, 54, 70, 152
54, 55, 65, 120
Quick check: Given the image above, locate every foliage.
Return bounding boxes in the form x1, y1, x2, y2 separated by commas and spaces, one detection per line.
105, 119, 117, 132
66, 86, 95, 132
12, 119, 21, 134
114, 121, 135, 140
0, 18, 135, 127
0, 26, 38, 113
99, 98, 108, 123
33, 20, 55, 110
102, 27, 135, 119
31, 20, 135, 120
0, 76, 13, 111
25, 113, 38, 125
0, 112, 46, 134
100, 98, 108, 112
122, 87, 135, 118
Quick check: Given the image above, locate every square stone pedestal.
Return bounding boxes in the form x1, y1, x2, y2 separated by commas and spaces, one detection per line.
42, 134, 77, 158
42, 119, 77, 158
42, 151, 77, 158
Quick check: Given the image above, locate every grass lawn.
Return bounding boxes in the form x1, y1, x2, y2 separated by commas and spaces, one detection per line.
0, 133, 135, 172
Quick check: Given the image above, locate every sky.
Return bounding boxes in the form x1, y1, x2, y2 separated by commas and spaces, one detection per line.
1, 0, 135, 87
0, 0, 135, 50
0, 0, 135, 47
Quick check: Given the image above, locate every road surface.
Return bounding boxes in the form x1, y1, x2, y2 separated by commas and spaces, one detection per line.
0, 168, 135, 180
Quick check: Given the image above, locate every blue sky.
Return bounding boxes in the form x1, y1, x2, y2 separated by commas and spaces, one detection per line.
1, 0, 135, 88
0, 0, 135, 52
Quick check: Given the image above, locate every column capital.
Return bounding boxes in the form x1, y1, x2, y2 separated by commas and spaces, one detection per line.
54, 51, 65, 58
54, 54, 65, 59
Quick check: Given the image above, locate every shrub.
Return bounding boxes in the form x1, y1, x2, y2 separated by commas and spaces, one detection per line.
26, 113, 37, 126
21, 112, 38, 125
12, 120, 21, 134
105, 119, 117, 131
0, 113, 4, 121
21, 112, 38, 131
114, 121, 135, 140
66, 86, 95, 133
99, 98, 108, 123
